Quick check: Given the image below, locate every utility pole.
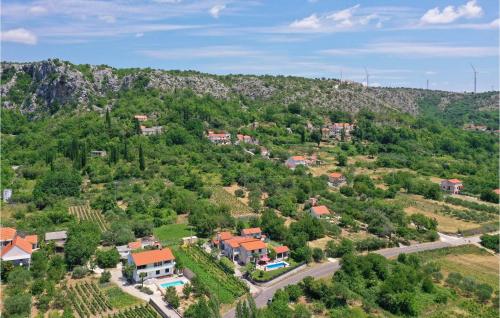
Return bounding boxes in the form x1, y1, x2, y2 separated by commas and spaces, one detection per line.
426, 79, 429, 90
364, 67, 369, 88
340, 69, 343, 82
470, 64, 477, 93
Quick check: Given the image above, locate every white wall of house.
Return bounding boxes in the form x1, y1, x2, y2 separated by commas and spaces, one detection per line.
239, 247, 267, 265
1, 246, 31, 266
128, 255, 176, 282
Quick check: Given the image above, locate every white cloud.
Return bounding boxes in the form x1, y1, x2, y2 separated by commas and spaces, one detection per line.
1, 28, 37, 45
98, 15, 116, 23
135, 32, 144, 37
29, 6, 48, 15
421, 0, 483, 24
290, 14, 321, 29
209, 4, 226, 18
139, 46, 261, 59
327, 4, 359, 22
321, 42, 498, 58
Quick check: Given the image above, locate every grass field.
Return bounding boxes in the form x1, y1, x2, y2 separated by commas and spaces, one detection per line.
416, 245, 499, 292
153, 223, 193, 245
103, 286, 142, 309
210, 186, 254, 217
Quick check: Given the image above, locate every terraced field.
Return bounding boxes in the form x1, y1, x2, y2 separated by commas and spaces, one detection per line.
210, 186, 254, 217
69, 203, 109, 231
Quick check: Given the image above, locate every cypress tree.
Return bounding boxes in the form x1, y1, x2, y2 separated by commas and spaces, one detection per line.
134, 118, 142, 135
139, 145, 145, 171
105, 108, 111, 130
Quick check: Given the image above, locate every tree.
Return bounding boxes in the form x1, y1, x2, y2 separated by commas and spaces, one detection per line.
164, 286, 180, 309
105, 108, 111, 130
139, 272, 147, 287
33, 168, 82, 207
480, 234, 499, 252
310, 129, 322, 147
183, 283, 193, 299
65, 221, 101, 267
312, 248, 324, 262
122, 264, 135, 283
95, 249, 120, 268
480, 190, 499, 203
139, 144, 145, 171
134, 118, 142, 135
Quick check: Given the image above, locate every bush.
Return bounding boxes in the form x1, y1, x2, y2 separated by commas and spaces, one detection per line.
164, 286, 180, 308
100, 271, 111, 284
312, 248, 324, 262
480, 234, 499, 252
136, 285, 153, 295
96, 249, 120, 268
71, 266, 88, 279
235, 189, 245, 198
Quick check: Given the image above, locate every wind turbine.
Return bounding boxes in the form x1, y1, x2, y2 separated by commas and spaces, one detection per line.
364, 67, 369, 88
470, 64, 477, 93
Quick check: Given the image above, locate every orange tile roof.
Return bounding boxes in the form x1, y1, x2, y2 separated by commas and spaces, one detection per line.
242, 227, 261, 235
273, 246, 289, 253
311, 205, 330, 215
329, 172, 343, 178
447, 179, 462, 184
290, 156, 306, 161
494, 189, 500, 195
218, 232, 233, 241
1, 236, 33, 256
0, 227, 16, 241
226, 237, 259, 249
128, 241, 142, 250
24, 235, 38, 245
131, 248, 175, 266
240, 240, 266, 251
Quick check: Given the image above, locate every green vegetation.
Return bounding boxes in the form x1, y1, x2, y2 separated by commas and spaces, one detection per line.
173, 245, 248, 304
480, 234, 499, 252
104, 286, 142, 309
249, 259, 300, 282
153, 223, 193, 245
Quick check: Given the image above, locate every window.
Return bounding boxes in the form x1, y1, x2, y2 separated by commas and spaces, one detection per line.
154, 262, 162, 267
156, 270, 160, 275
165, 268, 169, 273
137, 265, 146, 270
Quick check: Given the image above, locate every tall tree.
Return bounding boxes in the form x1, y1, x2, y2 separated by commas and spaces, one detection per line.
139, 144, 145, 171
105, 108, 111, 130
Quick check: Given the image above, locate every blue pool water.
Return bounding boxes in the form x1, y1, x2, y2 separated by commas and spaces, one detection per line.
265, 262, 288, 270
160, 280, 185, 288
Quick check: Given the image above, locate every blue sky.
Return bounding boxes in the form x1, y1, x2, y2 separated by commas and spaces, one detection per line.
1, 0, 498, 92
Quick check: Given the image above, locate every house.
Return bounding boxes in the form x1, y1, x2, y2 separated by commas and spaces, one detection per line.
285, 156, 307, 169
90, 150, 107, 157
140, 126, 163, 136
440, 179, 463, 194
241, 228, 262, 239
221, 237, 259, 262
236, 134, 258, 145
128, 248, 176, 282
181, 236, 198, 245
273, 246, 289, 261
44, 231, 67, 250
261, 147, 270, 158
3, 189, 12, 203
324, 123, 355, 140
310, 205, 331, 219
328, 172, 346, 187
238, 240, 268, 265
116, 237, 161, 259
212, 231, 234, 249
134, 115, 148, 122
207, 130, 231, 145
0, 228, 39, 266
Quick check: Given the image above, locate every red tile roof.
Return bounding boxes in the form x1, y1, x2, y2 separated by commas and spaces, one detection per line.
242, 227, 261, 235
1, 236, 33, 256
273, 246, 289, 253
128, 241, 142, 250
290, 156, 306, 161
24, 235, 38, 245
0, 227, 16, 241
226, 237, 259, 249
311, 205, 330, 215
240, 240, 266, 251
131, 248, 175, 266
329, 172, 343, 178
218, 232, 233, 241
447, 179, 462, 184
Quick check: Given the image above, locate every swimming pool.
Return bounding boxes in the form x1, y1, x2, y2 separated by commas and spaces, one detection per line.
265, 261, 288, 270
160, 280, 185, 288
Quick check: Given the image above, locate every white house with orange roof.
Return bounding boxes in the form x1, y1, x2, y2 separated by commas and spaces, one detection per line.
241, 227, 262, 239
239, 240, 268, 265
212, 231, 234, 249
440, 179, 463, 194
207, 130, 231, 145
0, 227, 39, 266
328, 172, 346, 187
285, 156, 307, 169
236, 134, 259, 145
128, 248, 176, 282
310, 205, 331, 219
134, 115, 148, 122
273, 246, 289, 261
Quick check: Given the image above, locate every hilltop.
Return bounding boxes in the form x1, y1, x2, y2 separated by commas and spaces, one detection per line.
1, 59, 498, 126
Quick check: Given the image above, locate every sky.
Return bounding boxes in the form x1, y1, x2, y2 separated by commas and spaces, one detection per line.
1, 0, 499, 92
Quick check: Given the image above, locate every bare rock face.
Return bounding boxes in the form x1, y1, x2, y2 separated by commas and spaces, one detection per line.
1, 59, 498, 117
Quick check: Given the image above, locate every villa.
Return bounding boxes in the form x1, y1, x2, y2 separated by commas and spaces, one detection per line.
213, 229, 270, 264
310, 205, 331, 219
1, 227, 38, 266
128, 248, 176, 282
207, 130, 232, 145
140, 126, 163, 136
273, 246, 289, 261
117, 237, 161, 259
285, 156, 307, 169
236, 134, 259, 145
241, 227, 262, 239
239, 240, 268, 265
440, 179, 463, 194
328, 172, 346, 187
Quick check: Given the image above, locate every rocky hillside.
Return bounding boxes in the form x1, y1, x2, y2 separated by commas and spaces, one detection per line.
1, 59, 498, 119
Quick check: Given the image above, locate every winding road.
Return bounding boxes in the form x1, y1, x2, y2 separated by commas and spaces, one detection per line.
222, 233, 485, 318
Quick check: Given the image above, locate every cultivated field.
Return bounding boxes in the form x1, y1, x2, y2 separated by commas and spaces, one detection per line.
210, 186, 254, 217
69, 203, 109, 232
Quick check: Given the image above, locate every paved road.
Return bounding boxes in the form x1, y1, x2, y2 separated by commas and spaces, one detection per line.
222, 234, 484, 318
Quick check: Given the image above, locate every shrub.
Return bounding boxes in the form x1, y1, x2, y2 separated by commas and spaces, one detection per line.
480, 234, 499, 252
164, 286, 180, 309
312, 248, 324, 262
99, 271, 111, 284
71, 266, 88, 279
235, 189, 245, 198
96, 249, 120, 268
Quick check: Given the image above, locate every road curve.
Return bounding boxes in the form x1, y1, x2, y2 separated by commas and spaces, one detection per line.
222, 235, 483, 318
